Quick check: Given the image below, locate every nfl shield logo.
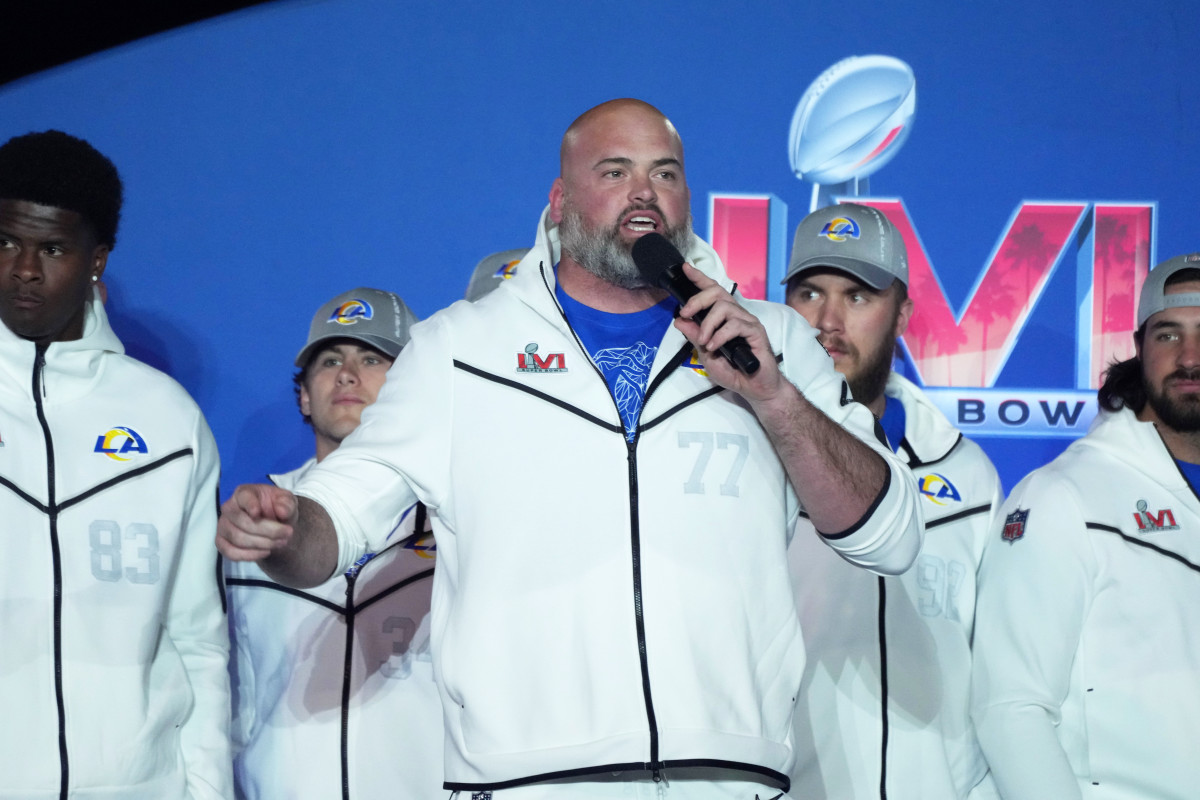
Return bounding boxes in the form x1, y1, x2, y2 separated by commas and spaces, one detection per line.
1002, 508, 1029, 543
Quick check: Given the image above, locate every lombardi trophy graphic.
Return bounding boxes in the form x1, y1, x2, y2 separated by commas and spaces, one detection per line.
789, 54, 917, 212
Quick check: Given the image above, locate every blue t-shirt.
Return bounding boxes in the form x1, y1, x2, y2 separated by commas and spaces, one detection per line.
556, 281, 675, 441
878, 393, 907, 453
1176, 459, 1200, 495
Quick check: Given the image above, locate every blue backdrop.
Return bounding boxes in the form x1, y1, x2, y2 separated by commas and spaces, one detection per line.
1, 0, 1196, 494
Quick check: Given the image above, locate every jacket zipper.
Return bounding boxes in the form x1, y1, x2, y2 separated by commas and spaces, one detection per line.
341, 571, 359, 800
630, 343, 691, 782
540, 260, 691, 781
33, 345, 70, 800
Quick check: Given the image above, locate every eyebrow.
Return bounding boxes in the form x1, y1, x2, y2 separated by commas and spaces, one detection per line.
592, 156, 683, 171
1150, 318, 1182, 328
798, 276, 878, 294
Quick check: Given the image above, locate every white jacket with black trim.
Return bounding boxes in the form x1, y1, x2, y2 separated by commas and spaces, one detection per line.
789, 373, 1001, 800
225, 459, 443, 800
0, 289, 231, 799
294, 207, 922, 793
972, 407, 1200, 800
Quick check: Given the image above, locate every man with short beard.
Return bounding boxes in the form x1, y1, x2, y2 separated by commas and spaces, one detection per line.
218, 98, 923, 799
784, 202, 1002, 800
971, 254, 1200, 800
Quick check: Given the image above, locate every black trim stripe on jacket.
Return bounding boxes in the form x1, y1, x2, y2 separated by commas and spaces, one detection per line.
1085, 522, 1200, 574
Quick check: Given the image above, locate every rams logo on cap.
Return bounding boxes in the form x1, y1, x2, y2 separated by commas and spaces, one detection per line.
94, 427, 149, 461
819, 217, 860, 242
328, 299, 373, 325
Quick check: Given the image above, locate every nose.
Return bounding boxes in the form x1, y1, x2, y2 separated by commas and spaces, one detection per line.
335, 361, 360, 385
8, 247, 41, 283
815, 299, 844, 334
628, 171, 658, 205
1180, 333, 1200, 369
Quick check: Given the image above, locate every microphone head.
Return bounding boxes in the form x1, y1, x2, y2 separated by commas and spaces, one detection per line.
631, 232, 685, 287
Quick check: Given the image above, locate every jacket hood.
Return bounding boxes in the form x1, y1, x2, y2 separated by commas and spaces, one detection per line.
1072, 406, 1186, 490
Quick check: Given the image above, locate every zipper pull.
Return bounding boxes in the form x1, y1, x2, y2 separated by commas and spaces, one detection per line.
35, 345, 48, 398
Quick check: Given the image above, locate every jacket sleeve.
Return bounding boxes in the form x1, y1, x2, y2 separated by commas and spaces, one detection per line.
171, 412, 234, 800
971, 475, 1092, 800
777, 306, 923, 575
295, 314, 450, 575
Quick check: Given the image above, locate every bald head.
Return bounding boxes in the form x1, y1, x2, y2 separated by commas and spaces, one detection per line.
560, 99, 683, 174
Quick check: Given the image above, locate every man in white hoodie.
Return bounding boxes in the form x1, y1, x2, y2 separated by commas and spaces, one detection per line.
972, 253, 1200, 800
783, 202, 1001, 800
0, 130, 231, 798
217, 98, 923, 799
225, 287, 444, 799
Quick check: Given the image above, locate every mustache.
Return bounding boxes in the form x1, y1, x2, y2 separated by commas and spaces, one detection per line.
1166, 369, 1200, 382
819, 334, 856, 355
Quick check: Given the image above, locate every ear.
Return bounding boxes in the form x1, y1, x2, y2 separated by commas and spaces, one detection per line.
299, 382, 311, 417
548, 177, 566, 224
894, 296, 914, 339
91, 244, 110, 281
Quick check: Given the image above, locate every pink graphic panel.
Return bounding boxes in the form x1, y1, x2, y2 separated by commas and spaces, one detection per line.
861, 200, 1088, 387
1088, 204, 1153, 387
710, 196, 770, 300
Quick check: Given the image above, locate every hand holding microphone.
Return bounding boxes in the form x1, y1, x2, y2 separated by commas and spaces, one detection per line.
631, 233, 761, 375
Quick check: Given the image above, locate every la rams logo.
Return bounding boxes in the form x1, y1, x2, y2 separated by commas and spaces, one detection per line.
819, 217, 861, 242
404, 533, 437, 560
681, 348, 708, 376
493, 260, 519, 280
94, 427, 149, 461
918, 472, 962, 505
328, 299, 373, 325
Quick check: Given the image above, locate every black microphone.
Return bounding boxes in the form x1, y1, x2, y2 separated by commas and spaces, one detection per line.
632, 233, 760, 375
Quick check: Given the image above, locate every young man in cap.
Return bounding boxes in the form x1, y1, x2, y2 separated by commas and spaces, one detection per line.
784, 202, 1001, 799
971, 254, 1200, 800
0, 130, 231, 798
218, 99, 921, 799
224, 287, 444, 799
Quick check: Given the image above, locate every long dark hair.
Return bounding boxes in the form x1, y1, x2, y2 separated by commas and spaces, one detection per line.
1097, 350, 1145, 413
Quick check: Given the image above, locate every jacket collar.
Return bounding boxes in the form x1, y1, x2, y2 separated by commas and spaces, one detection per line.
0, 287, 125, 400
884, 372, 962, 466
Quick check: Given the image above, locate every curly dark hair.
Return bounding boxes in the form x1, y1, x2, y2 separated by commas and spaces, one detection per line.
0, 130, 123, 248
293, 367, 313, 428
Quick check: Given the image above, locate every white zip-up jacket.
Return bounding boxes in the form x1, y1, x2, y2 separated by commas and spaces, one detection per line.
972, 407, 1200, 800
0, 290, 231, 799
295, 208, 922, 792
790, 374, 1001, 800
225, 459, 443, 799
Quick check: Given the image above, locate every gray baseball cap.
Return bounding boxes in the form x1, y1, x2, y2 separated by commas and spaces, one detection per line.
782, 202, 908, 290
1137, 252, 1200, 327
465, 248, 527, 302
295, 287, 419, 367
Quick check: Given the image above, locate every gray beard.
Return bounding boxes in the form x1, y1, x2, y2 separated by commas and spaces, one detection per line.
559, 207, 694, 290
